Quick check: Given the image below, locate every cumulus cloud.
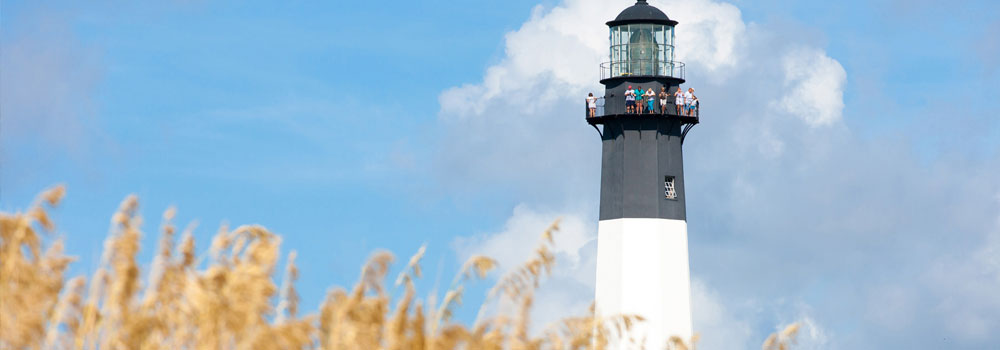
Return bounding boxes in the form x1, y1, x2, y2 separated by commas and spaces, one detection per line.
438, 1, 612, 117
663, 0, 746, 77
783, 316, 829, 350
690, 279, 753, 349
453, 204, 595, 271
773, 47, 847, 127
453, 204, 598, 329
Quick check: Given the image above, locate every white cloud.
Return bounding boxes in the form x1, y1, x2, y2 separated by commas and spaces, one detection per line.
453, 204, 595, 275
659, 0, 747, 76
691, 283, 833, 350
438, 1, 614, 118
780, 316, 830, 350
452, 204, 598, 331
774, 47, 847, 127
691, 279, 754, 349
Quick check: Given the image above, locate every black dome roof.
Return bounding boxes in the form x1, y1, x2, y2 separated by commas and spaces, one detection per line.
607, 0, 678, 26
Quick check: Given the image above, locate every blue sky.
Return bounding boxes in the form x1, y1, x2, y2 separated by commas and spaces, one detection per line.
2, 0, 999, 349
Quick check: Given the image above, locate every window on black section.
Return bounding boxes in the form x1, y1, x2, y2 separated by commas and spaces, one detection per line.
664, 176, 677, 200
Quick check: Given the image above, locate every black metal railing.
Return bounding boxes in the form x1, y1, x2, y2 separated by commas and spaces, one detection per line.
585, 96, 699, 120
600, 60, 685, 80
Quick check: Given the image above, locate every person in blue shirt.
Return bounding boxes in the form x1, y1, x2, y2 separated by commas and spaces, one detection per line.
635, 86, 645, 114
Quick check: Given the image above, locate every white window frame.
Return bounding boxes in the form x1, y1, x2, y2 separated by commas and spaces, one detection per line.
664, 176, 677, 200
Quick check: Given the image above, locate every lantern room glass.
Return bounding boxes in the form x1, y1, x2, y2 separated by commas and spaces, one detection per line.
609, 24, 675, 77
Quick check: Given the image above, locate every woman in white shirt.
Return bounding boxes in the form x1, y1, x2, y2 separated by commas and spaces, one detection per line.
587, 93, 598, 118
674, 88, 685, 116
644, 89, 657, 114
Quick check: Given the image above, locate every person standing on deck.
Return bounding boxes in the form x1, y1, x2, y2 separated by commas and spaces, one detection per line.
625, 86, 636, 114
635, 86, 646, 114
658, 87, 669, 115
587, 93, 598, 118
674, 87, 685, 115
687, 93, 698, 117
645, 88, 657, 114
683, 87, 695, 116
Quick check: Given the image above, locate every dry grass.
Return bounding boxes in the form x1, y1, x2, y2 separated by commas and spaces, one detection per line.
0, 185, 798, 349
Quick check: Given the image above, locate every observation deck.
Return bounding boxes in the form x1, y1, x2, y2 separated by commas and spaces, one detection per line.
585, 96, 699, 126
585, 95, 699, 142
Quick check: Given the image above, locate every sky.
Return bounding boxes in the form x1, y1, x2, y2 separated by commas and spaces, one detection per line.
2, 0, 999, 349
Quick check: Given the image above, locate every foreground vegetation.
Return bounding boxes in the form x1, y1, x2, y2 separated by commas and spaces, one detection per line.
1, 185, 799, 349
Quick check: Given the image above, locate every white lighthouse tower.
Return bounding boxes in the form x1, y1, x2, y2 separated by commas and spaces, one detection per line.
588, 1, 698, 348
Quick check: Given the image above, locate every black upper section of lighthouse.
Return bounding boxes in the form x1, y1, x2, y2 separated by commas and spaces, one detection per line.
595, 1, 695, 222
607, 0, 678, 26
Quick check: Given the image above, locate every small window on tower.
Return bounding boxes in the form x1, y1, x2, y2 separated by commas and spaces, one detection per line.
664, 176, 677, 200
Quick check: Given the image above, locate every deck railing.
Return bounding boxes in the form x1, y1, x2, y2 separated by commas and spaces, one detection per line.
600, 60, 686, 80
585, 96, 699, 120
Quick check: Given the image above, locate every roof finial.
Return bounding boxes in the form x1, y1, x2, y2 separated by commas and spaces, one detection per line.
637, 0, 649, 4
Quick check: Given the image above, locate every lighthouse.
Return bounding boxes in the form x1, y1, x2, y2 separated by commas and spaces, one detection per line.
588, 1, 698, 348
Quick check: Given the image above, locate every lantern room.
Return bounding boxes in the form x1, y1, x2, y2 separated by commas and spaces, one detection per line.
602, 0, 683, 79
